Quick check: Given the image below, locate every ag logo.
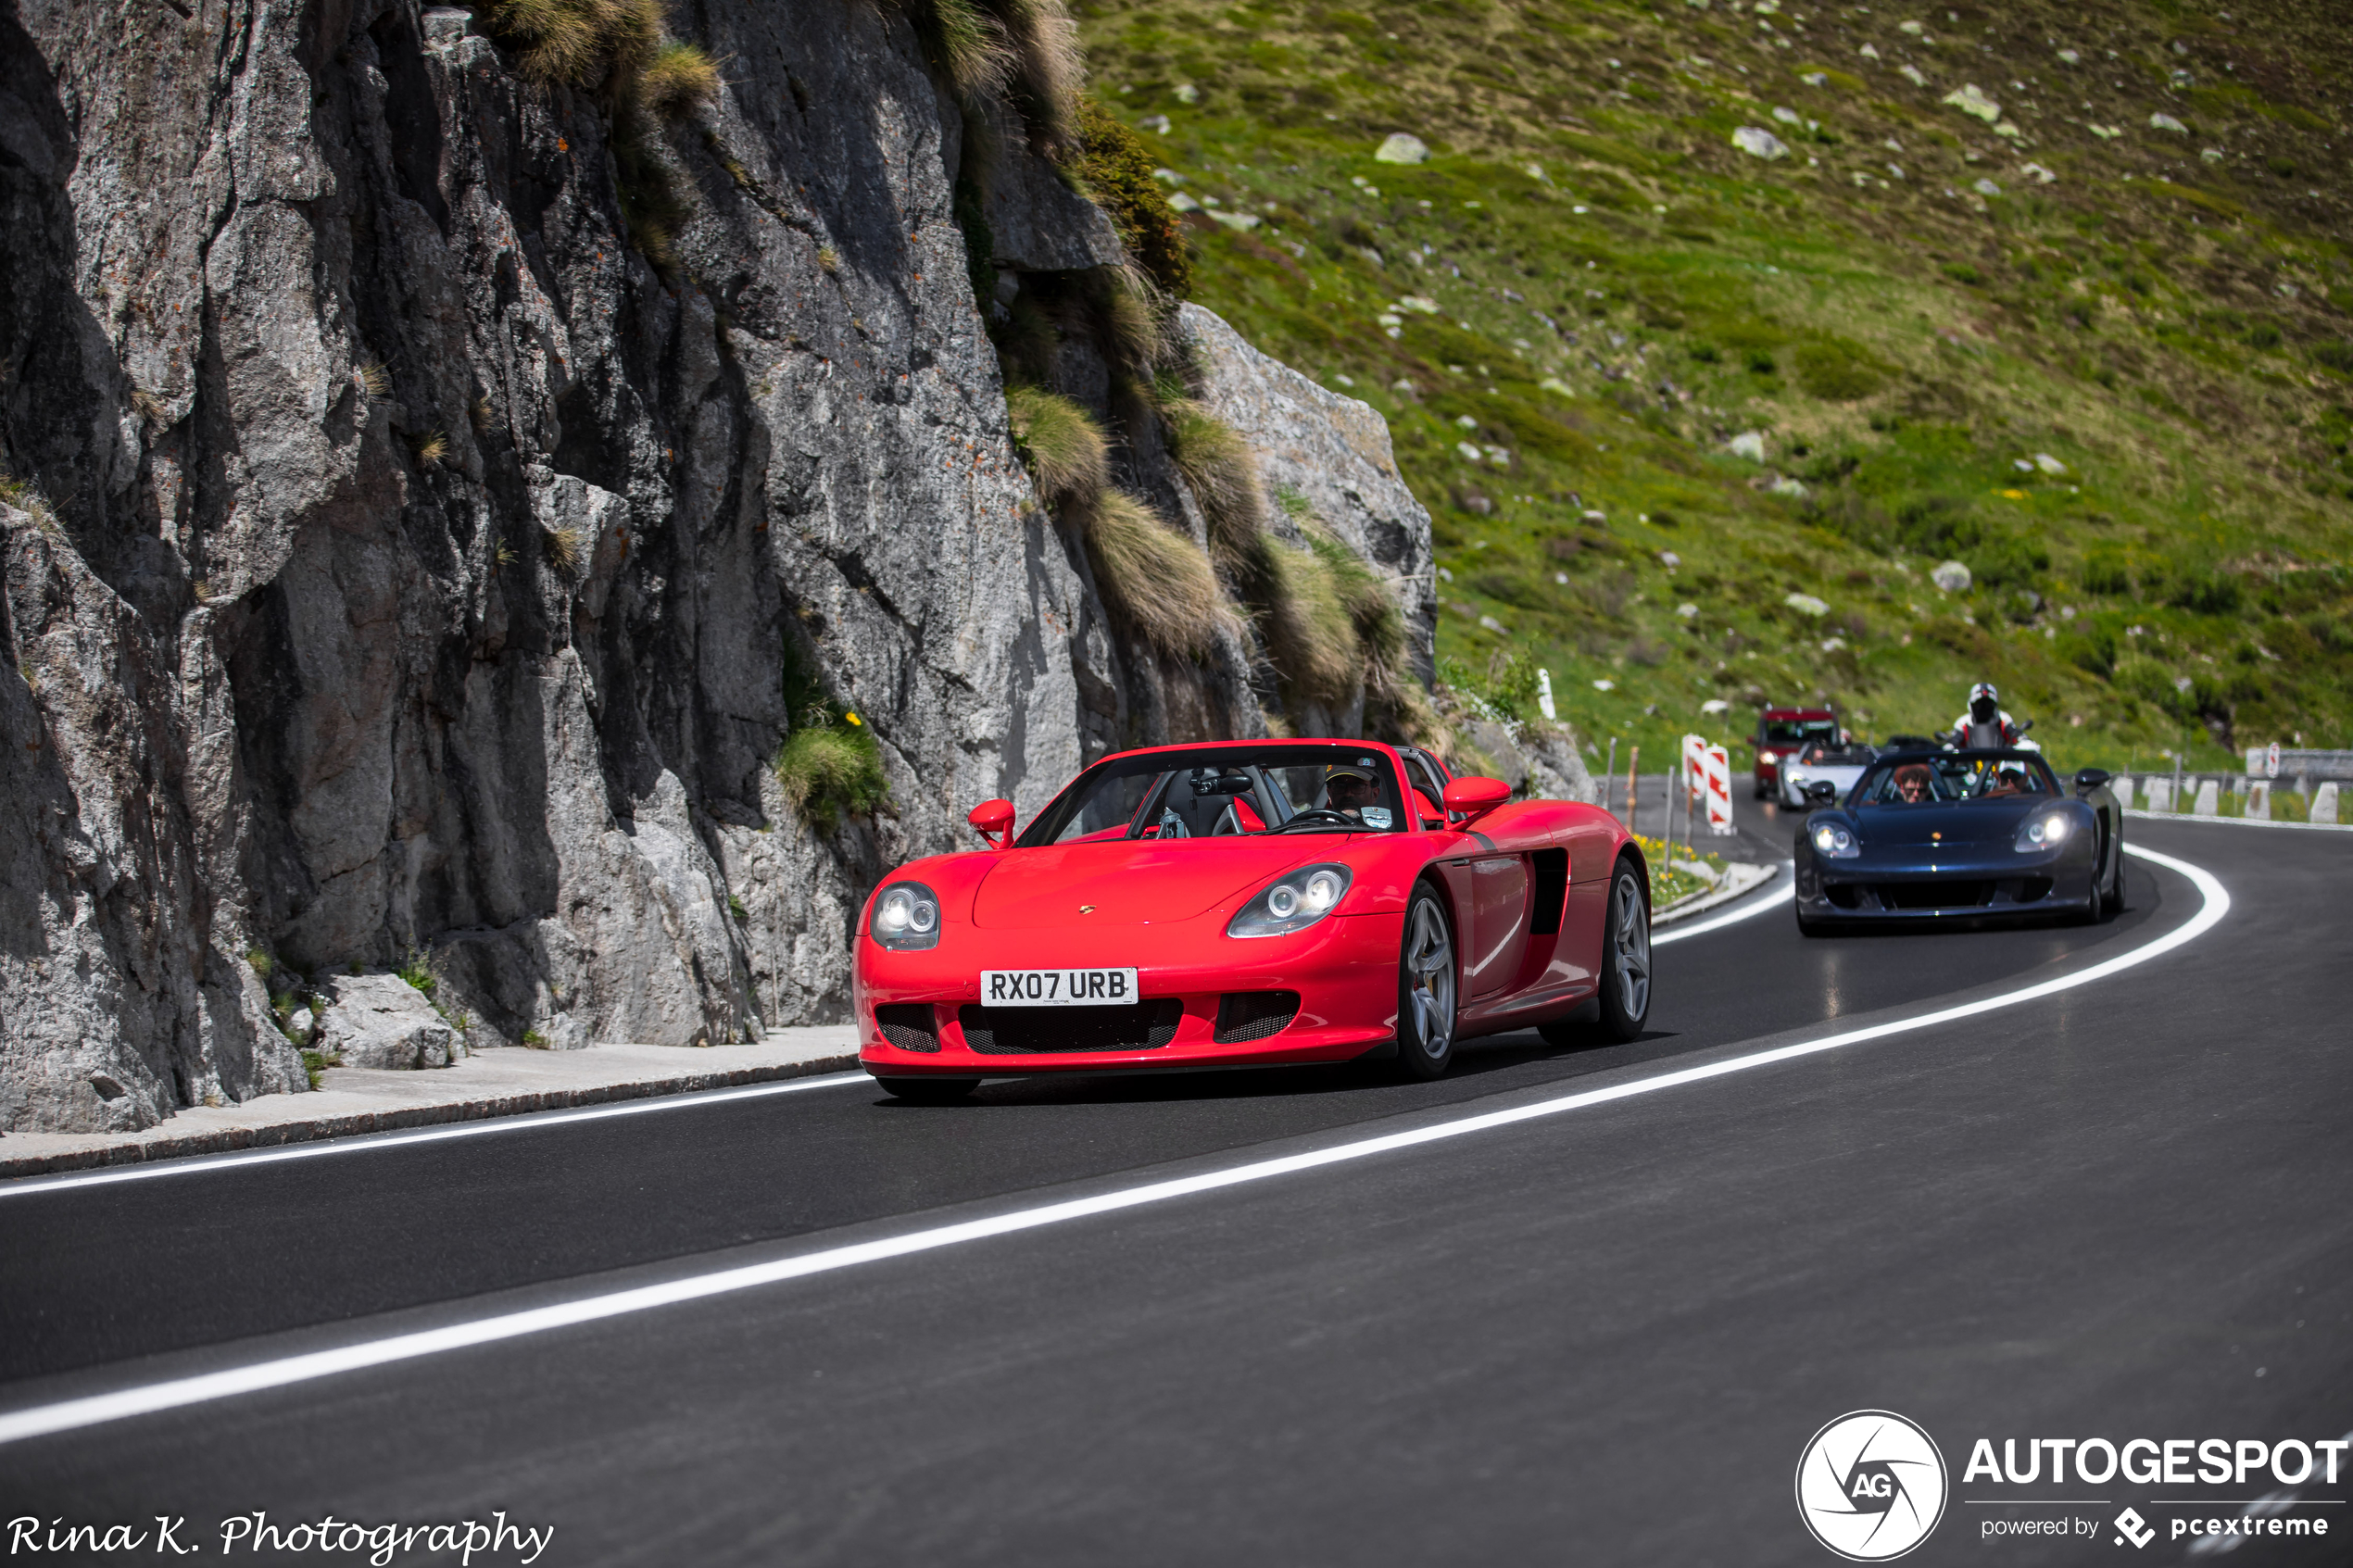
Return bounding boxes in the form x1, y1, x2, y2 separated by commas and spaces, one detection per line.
1795, 1410, 1948, 1561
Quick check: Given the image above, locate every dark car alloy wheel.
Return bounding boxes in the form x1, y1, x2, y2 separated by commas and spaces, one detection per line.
1395, 884, 1457, 1080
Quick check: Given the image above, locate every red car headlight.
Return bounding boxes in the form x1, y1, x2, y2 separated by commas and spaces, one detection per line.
870, 881, 941, 950
1227, 864, 1352, 938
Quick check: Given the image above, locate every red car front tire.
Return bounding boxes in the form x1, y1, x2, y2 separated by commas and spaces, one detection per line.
1393, 884, 1458, 1081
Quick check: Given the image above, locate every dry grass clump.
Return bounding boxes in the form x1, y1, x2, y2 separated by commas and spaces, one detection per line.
1158, 396, 1262, 572
1001, 382, 1233, 662
637, 38, 719, 117
543, 523, 585, 573
1079, 489, 1230, 660
356, 361, 391, 397
1097, 264, 1165, 376
473, 0, 722, 269
914, 0, 1015, 99
891, 0, 1079, 154
1256, 537, 1357, 708
476, 0, 662, 89
1006, 384, 1108, 504
412, 430, 451, 465
990, 0, 1083, 153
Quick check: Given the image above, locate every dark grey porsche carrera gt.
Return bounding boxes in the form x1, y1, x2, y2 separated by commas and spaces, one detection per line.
1793, 749, 2126, 935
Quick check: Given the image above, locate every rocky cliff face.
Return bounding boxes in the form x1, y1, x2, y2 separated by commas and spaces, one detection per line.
0, 0, 1443, 1130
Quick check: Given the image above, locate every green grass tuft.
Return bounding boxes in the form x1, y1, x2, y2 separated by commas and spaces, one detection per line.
1076, 96, 1192, 297
395, 952, 437, 998
774, 726, 890, 821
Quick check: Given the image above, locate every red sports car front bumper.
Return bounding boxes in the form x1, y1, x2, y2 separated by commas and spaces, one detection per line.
855, 909, 1405, 1076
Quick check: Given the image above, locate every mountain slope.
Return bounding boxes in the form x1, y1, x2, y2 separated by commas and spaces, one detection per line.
1077, 0, 2353, 771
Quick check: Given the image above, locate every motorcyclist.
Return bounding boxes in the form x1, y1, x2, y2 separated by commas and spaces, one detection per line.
1950, 681, 2022, 750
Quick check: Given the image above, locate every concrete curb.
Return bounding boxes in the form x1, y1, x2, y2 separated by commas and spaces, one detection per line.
1655, 860, 1779, 925
1, 1047, 861, 1180
2123, 809, 2353, 834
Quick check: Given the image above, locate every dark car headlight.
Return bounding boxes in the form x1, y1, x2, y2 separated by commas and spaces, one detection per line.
870, 881, 941, 950
1810, 822, 1860, 859
1228, 864, 1353, 938
2014, 812, 2072, 853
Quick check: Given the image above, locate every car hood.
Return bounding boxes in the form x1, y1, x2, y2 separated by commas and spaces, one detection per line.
1849, 801, 2041, 846
971, 839, 1336, 928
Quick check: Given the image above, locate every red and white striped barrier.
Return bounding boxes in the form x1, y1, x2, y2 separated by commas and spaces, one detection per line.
1682, 735, 1736, 836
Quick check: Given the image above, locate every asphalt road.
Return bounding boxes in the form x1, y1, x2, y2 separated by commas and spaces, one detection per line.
3, 816, 2347, 1566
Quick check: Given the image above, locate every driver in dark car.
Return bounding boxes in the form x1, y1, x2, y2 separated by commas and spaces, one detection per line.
1894, 763, 1932, 804
1324, 763, 1380, 822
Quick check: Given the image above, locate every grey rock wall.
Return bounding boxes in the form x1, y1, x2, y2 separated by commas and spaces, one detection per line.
0, 0, 1438, 1132
1177, 302, 1439, 684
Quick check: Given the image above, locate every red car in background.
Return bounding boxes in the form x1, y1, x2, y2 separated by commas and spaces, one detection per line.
854, 739, 1653, 1101
1754, 708, 1843, 800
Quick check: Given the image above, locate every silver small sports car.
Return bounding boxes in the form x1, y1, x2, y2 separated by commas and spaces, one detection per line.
1777, 740, 1878, 809
1793, 749, 2125, 933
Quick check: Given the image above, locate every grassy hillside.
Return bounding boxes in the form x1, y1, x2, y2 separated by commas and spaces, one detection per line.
1074, 0, 2353, 775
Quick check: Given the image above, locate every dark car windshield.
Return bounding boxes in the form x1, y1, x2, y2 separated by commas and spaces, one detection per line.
1855, 753, 2061, 805
1017, 745, 1411, 846
1763, 718, 1838, 746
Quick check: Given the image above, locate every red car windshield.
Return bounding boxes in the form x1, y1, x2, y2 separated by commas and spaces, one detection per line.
1018, 746, 1412, 846
1762, 719, 1839, 747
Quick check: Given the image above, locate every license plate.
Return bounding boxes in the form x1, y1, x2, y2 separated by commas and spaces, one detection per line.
980, 968, 1139, 1007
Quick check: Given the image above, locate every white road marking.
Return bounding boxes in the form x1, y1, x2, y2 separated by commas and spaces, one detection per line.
1653, 859, 1794, 945
0, 845, 2226, 1448
2122, 809, 2353, 834
0, 1073, 872, 1199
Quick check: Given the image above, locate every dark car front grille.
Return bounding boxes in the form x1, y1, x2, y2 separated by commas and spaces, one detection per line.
875, 1004, 940, 1052
1214, 990, 1301, 1043
1876, 881, 1994, 909
958, 999, 1184, 1055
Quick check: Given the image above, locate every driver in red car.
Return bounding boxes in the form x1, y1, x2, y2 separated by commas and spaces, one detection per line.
1325, 762, 1381, 823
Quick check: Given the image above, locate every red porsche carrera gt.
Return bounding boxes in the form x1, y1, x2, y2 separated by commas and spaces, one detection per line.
853, 739, 1652, 1100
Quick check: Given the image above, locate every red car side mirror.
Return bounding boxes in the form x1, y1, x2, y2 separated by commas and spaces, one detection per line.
1441, 775, 1511, 824
968, 798, 1016, 848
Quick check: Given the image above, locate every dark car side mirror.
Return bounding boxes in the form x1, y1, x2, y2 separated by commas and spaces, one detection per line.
1803, 780, 1837, 807
968, 798, 1016, 848
2073, 768, 2112, 793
